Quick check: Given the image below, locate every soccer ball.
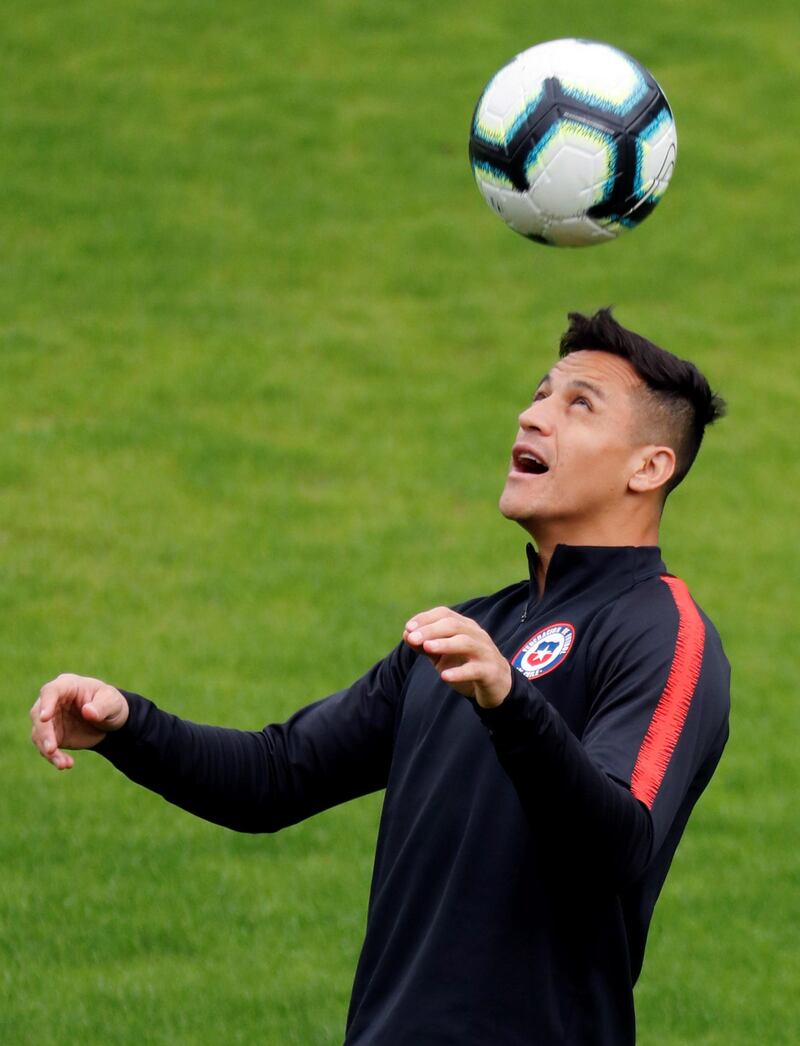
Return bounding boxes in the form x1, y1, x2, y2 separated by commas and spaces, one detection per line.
469, 39, 677, 247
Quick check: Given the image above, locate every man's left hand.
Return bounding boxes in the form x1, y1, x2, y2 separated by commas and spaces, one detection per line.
403, 608, 513, 709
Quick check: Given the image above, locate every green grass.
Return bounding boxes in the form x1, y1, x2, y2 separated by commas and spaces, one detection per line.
2, 0, 799, 1041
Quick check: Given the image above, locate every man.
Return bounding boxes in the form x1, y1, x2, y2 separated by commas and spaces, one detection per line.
31, 308, 730, 1045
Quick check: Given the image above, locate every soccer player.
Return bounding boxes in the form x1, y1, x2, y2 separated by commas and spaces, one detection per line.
31, 308, 730, 1045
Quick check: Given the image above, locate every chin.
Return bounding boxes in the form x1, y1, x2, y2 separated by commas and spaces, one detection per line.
499, 489, 536, 522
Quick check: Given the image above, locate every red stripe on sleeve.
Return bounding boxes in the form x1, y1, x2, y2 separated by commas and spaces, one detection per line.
630, 576, 706, 809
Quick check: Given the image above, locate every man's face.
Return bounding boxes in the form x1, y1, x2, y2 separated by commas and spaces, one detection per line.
499, 350, 648, 533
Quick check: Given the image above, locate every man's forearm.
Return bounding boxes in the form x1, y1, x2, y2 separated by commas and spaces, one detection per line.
97, 671, 398, 833
475, 672, 654, 888
96, 691, 294, 832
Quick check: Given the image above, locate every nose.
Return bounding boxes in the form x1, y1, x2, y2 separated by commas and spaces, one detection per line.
518, 398, 554, 435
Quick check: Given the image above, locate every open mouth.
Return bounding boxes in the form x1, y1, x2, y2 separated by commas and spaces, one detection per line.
512, 447, 550, 475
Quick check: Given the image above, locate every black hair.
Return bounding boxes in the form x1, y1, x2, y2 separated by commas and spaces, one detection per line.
559, 307, 726, 496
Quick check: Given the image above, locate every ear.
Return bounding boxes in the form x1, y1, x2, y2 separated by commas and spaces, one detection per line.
628, 446, 676, 495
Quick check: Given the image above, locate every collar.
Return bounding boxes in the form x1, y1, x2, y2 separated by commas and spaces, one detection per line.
526, 542, 667, 613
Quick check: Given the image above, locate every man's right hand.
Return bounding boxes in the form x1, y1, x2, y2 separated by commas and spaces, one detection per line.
30, 674, 129, 771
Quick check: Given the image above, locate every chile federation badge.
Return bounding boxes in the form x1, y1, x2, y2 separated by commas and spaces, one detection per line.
511, 622, 575, 680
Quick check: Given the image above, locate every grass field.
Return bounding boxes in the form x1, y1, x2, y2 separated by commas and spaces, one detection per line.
2, 1, 799, 1042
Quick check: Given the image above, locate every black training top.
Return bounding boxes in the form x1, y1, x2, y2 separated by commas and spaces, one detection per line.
97, 545, 730, 1045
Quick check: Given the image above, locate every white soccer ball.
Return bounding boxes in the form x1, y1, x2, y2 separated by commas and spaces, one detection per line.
469, 39, 677, 247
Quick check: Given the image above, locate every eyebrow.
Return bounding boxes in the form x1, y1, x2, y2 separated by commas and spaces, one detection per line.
534, 374, 607, 401
568, 378, 606, 401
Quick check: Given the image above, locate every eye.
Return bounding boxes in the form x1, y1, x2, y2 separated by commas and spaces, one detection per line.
572, 395, 592, 409
532, 388, 548, 403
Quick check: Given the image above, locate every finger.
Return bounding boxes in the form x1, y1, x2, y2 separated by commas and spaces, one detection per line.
82, 684, 125, 726
407, 617, 481, 647
404, 607, 456, 633
37, 674, 79, 722
406, 616, 462, 644
34, 724, 72, 769
31, 706, 74, 766
41, 731, 60, 760
37, 683, 60, 722
31, 716, 57, 757
50, 749, 74, 771
422, 634, 479, 657
440, 662, 481, 684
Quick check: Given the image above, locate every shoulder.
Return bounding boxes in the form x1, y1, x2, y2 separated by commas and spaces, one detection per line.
588, 572, 730, 708
592, 572, 724, 649
587, 574, 680, 668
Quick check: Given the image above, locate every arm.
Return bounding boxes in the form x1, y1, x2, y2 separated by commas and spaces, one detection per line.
404, 591, 730, 888
31, 643, 417, 833
474, 671, 655, 886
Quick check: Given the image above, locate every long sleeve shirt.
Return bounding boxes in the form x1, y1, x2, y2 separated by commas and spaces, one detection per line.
97, 544, 730, 1045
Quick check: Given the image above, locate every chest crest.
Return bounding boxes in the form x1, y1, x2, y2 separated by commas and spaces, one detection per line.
510, 622, 576, 679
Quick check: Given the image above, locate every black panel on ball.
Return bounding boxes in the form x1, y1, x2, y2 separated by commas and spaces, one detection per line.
469, 71, 671, 223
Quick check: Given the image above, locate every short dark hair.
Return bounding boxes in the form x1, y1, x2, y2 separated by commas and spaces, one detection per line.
559, 307, 726, 496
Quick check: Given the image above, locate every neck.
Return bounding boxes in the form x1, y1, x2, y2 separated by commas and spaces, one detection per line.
527, 514, 661, 594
